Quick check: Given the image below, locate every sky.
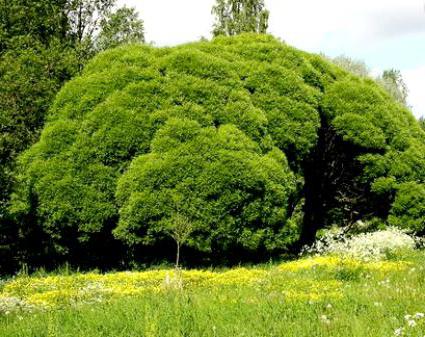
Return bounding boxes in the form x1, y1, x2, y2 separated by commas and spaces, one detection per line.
120, 0, 425, 118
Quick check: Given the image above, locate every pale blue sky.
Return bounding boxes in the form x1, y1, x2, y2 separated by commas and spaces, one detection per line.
121, 0, 425, 117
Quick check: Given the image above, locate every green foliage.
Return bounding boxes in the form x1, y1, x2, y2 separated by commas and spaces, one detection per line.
212, 0, 269, 37
0, 0, 69, 51
0, 41, 78, 267
419, 117, 425, 131
319, 75, 425, 234
0, 0, 78, 273
66, 0, 145, 68
388, 182, 425, 233
0, 0, 146, 272
10, 35, 320, 262
323, 77, 421, 153
115, 122, 296, 253
9, 34, 425, 267
97, 6, 145, 51
330, 56, 409, 108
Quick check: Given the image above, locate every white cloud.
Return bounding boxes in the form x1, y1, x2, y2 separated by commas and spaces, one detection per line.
119, 0, 424, 117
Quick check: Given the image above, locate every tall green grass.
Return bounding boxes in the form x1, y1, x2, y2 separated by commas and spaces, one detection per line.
1, 253, 425, 337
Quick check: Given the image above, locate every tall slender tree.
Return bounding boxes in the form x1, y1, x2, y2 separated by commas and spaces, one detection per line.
65, 0, 145, 70
212, 0, 269, 37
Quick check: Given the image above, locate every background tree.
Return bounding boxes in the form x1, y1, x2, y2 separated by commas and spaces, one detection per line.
96, 6, 145, 51
64, 0, 143, 70
96, 7, 145, 50
0, 0, 76, 273
376, 69, 409, 106
0, 0, 69, 52
0, 0, 144, 273
331, 56, 409, 108
332, 55, 370, 78
212, 0, 269, 36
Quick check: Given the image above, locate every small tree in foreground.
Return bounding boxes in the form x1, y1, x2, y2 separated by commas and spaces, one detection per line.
167, 213, 194, 270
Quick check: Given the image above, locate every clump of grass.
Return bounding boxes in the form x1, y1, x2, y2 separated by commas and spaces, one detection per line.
334, 261, 365, 282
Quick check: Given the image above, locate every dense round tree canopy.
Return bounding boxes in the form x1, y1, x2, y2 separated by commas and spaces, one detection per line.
10, 34, 425, 265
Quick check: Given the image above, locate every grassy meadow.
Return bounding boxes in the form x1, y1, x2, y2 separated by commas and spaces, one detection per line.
1, 1, 425, 337
1, 252, 425, 337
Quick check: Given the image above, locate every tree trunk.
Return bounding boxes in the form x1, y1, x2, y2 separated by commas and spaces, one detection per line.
175, 242, 180, 269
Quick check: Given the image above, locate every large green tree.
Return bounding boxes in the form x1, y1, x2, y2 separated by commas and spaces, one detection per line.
212, 0, 269, 36
10, 35, 425, 269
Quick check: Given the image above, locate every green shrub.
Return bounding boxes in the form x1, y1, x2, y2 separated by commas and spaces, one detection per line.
10, 34, 425, 265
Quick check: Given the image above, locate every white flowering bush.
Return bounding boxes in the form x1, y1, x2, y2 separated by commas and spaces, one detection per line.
303, 225, 418, 261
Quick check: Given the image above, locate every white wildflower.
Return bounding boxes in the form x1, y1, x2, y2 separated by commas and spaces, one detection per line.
320, 315, 331, 324
394, 327, 403, 336
408, 320, 417, 327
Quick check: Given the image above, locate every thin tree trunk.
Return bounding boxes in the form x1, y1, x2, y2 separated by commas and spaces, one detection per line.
175, 242, 180, 269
